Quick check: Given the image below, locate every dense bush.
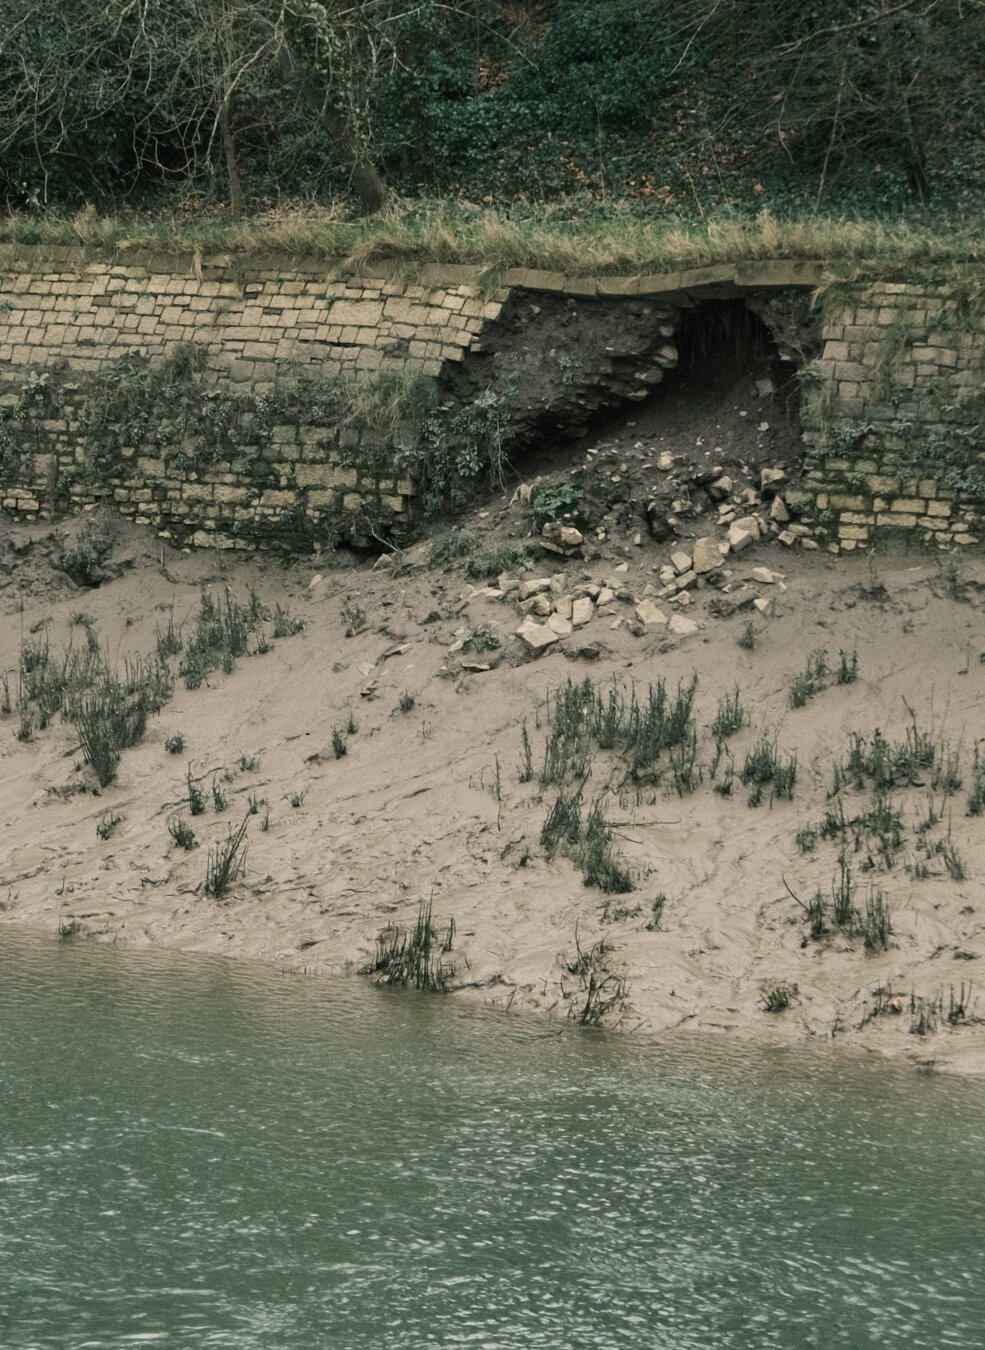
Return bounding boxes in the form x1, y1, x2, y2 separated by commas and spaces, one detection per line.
0, 0, 981, 214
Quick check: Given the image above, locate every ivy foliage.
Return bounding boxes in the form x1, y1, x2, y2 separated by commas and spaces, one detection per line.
0, 0, 981, 215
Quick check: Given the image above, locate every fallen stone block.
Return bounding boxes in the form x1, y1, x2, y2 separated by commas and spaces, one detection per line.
571, 596, 595, 628
518, 594, 553, 617
692, 537, 727, 574
635, 599, 669, 627
516, 618, 560, 653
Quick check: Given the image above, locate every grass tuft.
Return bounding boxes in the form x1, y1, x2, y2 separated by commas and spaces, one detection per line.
366, 898, 454, 993
203, 816, 249, 897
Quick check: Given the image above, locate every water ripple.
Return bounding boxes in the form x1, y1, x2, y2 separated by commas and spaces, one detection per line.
2, 930, 985, 1347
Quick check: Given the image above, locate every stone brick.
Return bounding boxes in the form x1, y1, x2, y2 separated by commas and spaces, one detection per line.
876, 512, 918, 529
326, 300, 384, 328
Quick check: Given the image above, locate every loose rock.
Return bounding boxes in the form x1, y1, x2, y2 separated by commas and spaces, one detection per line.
635, 600, 669, 627
516, 619, 560, 653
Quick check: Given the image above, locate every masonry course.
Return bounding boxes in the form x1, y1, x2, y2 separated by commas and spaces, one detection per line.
0, 250, 982, 552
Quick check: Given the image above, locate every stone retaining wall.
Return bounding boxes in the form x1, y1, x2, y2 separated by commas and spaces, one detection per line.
0, 250, 504, 385
0, 248, 982, 552
801, 281, 985, 550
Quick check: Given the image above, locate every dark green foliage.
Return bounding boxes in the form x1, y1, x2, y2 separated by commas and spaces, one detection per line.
837, 649, 859, 685
580, 796, 633, 894
170, 585, 285, 681
272, 604, 304, 638
179, 588, 248, 688
831, 721, 940, 795
12, 586, 286, 792
366, 899, 454, 993
761, 982, 796, 1013
0, 0, 980, 213
332, 727, 347, 758
60, 519, 116, 586
75, 678, 150, 787
186, 767, 206, 816
790, 649, 830, 708
967, 746, 985, 816
803, 792, 904, 873
540, 679, 595, 788
463, 543, 535, 581
530, 477, 585, 530
168, 814, 196, 851
156, 609, 182, 659
736, 622, 757, 651
407, 387, 513, 515
788, 858, 892, 953
710, 688, 747, 740
518, 717, 533, 783
861, 887, 893, 952
428, 529, 478, 566
96, 811, 120, 840
562, 931, 628, 1027
540, 784, 584, 859
741, 738, 797, 806
203, 816, 249, 897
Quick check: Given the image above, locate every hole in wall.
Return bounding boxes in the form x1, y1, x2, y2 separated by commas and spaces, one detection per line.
517, 297, 803, 483
670, 298, 794, 397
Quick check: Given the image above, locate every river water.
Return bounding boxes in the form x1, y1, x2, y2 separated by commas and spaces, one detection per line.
2, 929, 984, 1349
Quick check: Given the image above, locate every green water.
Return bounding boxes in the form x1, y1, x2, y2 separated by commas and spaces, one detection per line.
2, 931, 984, 1348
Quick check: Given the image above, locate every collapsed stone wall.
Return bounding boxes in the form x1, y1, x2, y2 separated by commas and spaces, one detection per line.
0, 248, 982, 553
800, 281, 985, 550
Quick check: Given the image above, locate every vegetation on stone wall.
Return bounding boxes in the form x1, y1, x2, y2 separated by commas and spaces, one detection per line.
0, 206, 982, 280
2, 343, 523, 544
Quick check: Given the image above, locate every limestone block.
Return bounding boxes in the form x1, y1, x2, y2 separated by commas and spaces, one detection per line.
516, 619, 559, 654
518, 594, 553, 617
635, 600, 669, 627
571, 597, 594, 628
692, 537, 726, 573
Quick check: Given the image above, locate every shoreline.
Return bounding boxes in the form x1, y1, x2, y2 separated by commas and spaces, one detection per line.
4, 486, 985, 1077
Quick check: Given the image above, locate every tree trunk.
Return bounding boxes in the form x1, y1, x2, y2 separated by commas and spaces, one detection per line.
219, 97, 244, 215
276, 29, 387, 213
